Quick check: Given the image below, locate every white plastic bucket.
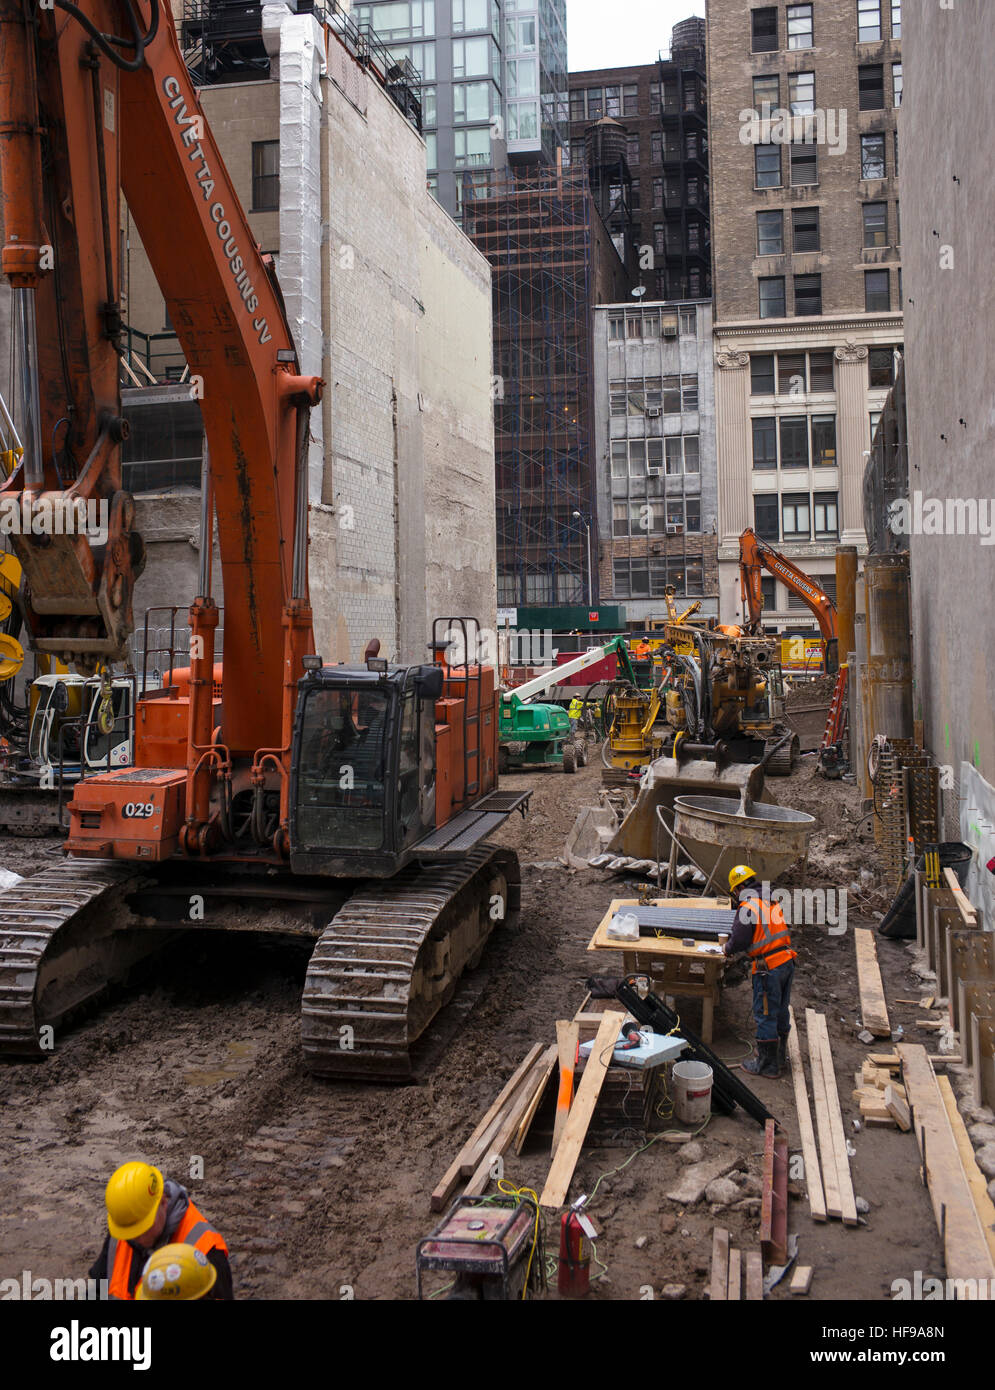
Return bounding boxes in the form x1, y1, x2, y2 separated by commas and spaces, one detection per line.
672, 1060, 714, 1124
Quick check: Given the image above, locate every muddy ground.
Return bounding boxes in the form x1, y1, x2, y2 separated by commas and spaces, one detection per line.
0, 752, 968, 1301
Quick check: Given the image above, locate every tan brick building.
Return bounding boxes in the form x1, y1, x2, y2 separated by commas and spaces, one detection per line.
707, 0, 903, 630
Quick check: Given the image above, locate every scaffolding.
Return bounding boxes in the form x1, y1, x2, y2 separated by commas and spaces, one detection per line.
463, 166, 600, 609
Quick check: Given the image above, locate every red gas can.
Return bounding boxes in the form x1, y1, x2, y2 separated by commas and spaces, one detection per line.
557, 1210, 590, 1297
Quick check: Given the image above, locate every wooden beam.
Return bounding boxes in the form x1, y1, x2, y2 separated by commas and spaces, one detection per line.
790, 1265, 814, 1295
552, 1020, 580, 1154
884, 1083, 911, 1132
854, 928, 891, 1037
760, 1118, 775, 1244
937, 1074, 995, 1266
464, 1047, 556, 1199
811, 1010, 859, 1226
806, 1008, 843, 1220
944, 867, 978, 926
898, 1043, 995, 1291
744, 1249, 764, 1302
431, 1042, 542, 1211
540, 1011, 625, 1208
727, 1247, 742, 1300
709, 1227, 729, 1302
513, 1046, 559, 1156
786, 1006, 827, 1222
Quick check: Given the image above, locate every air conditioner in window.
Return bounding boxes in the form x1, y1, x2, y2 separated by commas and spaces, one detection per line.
645, 405, 662, 418
646, 465, 662, 475
662, 324, 678, 338
667, 524, 684, 535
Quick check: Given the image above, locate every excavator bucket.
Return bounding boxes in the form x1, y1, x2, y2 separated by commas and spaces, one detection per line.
605, 756, 766, 862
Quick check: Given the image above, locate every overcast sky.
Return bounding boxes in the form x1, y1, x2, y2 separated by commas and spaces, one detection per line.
566, 0, 704, 73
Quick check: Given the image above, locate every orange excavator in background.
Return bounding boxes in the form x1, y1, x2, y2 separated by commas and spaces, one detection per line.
738, 528, 839, 673
0, 0, 528, 1079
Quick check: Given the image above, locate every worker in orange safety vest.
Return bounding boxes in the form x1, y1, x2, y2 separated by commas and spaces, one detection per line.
88, 1161, 232, 1300
722, 864, 797, 1078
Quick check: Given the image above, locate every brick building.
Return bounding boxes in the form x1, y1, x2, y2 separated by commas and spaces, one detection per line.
707, 0, 903, 629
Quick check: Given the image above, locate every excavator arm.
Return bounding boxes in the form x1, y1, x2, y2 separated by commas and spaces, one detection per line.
0, 0, 320, 766
738, 528, 838, 668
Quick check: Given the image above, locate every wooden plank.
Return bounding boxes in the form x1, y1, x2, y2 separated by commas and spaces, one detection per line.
430, 1042, 542, 1210
727, 1247, 741, 1300
759, 1119, 775, 1242
868, 1052, 901, 1068
765, 1133, 789, 1265
944, 867, 978, 926
805, 1008, 843, 1220
854, 928, 891, 1037
790, 1265, 814, 1295
937, 1074, 995, 1265
812, 1010, 859, 1226
744, 1250, 764, 1302
898, 1043, 995, 1291
540, 1011, 625, 1208
786, 1006, 826, 1222
464, 1050, 554, 1199
884, 1083, 911, 1132
513, 1045, 558, 1155
552, 1020, 580, 1154
709, 1227, 729, 1302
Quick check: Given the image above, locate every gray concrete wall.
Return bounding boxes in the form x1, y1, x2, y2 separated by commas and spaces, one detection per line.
901, 0, 995, 819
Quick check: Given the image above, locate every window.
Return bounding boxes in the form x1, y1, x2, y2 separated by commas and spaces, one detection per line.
809, 351, 834, 391
453, 81, 490, 122
608, 314, 624, 341
452, 0, 486, 31
679, 307, 697, 335
759, 277, 786, 318
686, 176, 700, 205
753, 74, 779, 111
586, 85, 604, 119
789, 71, 815, 115
786, 3, 813, 48
626, 315, 643, 340
755, 143, 781, 188
369, 0, 435, 38
454, 127, 490, 166
792, 206, 820, 251
425, 131, 438, 168
864, 269, 890, 311
627, 131, 640, 165
751, 354, 775, 395
653, 223, 665, 256
569, 90, 585, 122
751, 6, 778, 52
755, 496, 779, 541
870, 409, 882, 439
778, 353, 806, 394
761, 576, 777, 609
782, 492, 811, 537
780, 417, 809, 468
858, 64, 885, 110
757, 210, 784, 255
860, 133, 886, 179
651, 131, 662, 163
794, 273, 822, 315
684, 436, 700, 474
666, 437, 683, 475
790, 142, 817, 186
622, 83, 638, 116
452, 36, 490, 77
752, 417, 777, 470
662, 376, 682, 413
652, 177, 663, 208
869, 346, 898, 387
685, 498, 701, 532
682, 376, 699, 411
894, 130, 899, 178
506, 58, 537, 96
862, 202, 888, 247
892, 62, 902, 106
631, 179, 640, 211
251, 140, 279, 211
857, 0, 881, 41
605, 85, 621, 117
812, 415, 837, 466
891, 0, 901, 39
814, 492, 839, 538
649, 81, 661, 111
506, 102, 538, 140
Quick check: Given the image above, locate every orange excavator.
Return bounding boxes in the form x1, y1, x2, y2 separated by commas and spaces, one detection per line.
738, 528, 839, 674
0, 0, 528, 1078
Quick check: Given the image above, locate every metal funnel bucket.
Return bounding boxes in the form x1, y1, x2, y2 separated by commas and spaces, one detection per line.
672, 795, 815, 884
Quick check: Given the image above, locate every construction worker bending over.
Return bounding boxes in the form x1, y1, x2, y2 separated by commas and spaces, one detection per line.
89, 1161, 233, 1300
722, 864, 796, 1079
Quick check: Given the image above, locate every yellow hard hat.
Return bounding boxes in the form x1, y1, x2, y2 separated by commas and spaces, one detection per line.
135, 1244, 217, 1301
728, 864, 757, 892
105, 1162, 165, 1241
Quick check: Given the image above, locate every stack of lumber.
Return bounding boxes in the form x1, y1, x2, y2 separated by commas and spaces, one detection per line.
898, 1043, 995, 1294
785, 1007, 858, 1226
430, 1042, 557, 1212
709, 1227, 763, 1301
852, 1053, 910, 1129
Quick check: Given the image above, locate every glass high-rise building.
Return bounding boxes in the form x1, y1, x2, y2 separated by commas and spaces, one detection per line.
354, 0, 567, 221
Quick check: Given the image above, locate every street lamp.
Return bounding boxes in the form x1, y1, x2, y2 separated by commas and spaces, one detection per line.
572, 510, 592, 607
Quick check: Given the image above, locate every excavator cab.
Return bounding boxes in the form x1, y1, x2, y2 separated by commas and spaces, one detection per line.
289, 663, 444, 877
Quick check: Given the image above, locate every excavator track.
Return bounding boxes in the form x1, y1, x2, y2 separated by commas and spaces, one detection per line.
765, 731, 800, 776
301, 844, 521, 1081
0, 859, 150, 1057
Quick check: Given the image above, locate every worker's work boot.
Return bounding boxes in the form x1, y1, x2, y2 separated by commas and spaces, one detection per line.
777, 1032, 789, 1071
742, 1040, 780, 1078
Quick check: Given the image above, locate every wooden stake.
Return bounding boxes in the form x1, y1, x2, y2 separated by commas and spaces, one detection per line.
552, 1020, 580, 1154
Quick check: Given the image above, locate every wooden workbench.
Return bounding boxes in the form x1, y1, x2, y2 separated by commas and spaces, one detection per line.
588, 897, 731, 1043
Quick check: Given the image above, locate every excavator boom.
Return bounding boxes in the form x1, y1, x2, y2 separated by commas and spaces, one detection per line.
738, 527, 838, 671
